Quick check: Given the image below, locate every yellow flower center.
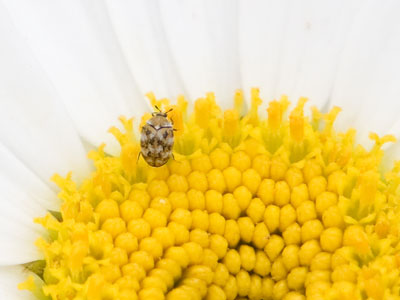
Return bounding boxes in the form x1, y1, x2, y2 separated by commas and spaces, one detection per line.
20, 88, 400, 300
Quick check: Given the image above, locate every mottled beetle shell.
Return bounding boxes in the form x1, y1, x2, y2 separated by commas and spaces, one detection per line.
140, 113, 174, 167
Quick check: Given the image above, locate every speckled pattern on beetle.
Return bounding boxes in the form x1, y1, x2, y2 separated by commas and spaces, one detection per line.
140, 111, 174, 167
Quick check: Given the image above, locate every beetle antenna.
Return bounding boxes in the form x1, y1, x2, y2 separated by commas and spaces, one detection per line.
165, 108, 173, 114
155, 105, 161, 112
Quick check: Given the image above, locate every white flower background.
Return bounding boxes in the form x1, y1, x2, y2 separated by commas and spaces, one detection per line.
1, 0, 400, 298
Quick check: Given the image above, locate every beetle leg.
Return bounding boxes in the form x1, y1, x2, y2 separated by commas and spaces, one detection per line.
171, 153, 181, 163
137, 152, 142, 163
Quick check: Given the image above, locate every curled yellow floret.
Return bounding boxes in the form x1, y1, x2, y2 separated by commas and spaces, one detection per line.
21, 88, 400, 300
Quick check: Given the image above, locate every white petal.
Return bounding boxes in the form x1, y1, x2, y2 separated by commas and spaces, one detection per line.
0, 4, 91, 184
105, 0, 185, 101
2, 0, 149, 154
159, 0, 241, 109
330, 0, 400, 146
239, 0, 364, 110
0, 172, 45, 265
239, 0, 288, 105
0, 143, 58, 211
0, 265, 35, 300
275, 0, 364, 107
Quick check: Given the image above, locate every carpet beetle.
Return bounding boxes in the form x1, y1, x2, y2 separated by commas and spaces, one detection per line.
140, 108, 174, 167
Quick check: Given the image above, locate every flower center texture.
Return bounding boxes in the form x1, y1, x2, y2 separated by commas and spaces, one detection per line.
20, 89, 400, 300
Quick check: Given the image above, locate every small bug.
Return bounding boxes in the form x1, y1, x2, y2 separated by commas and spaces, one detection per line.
140, 107, 174, 167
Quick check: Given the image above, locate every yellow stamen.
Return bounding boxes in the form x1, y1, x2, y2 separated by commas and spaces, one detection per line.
289, 97, 307, 143
234, 89, 244, 115
146, 92, 169, 109
194, 97, 212, 129
223, 109, 239, 137
359, 171, 378, 205
248, 88, 262, 125
166, 104, 184, 136
267, 100, 282, 130
18, 275, 35, 291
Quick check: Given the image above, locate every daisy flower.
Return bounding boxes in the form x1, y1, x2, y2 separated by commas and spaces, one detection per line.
1, 1, 400, 300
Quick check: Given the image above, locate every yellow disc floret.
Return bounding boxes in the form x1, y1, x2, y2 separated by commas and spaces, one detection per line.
24, 90, 400, 300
